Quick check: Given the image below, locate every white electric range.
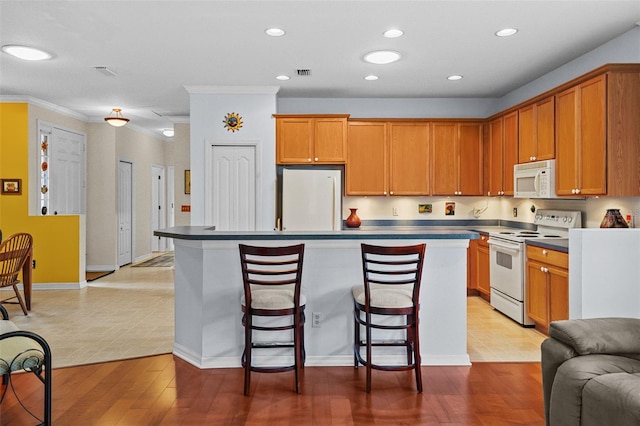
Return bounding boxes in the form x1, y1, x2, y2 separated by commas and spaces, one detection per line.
487, 209, 582, 325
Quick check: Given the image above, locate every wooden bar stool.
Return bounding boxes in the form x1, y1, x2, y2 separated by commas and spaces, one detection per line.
239, 244, 306, 395
352, 243, 426, 393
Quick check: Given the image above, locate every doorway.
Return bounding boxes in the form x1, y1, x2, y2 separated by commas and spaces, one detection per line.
118, 160, 133, 266
151, 165, 167, 251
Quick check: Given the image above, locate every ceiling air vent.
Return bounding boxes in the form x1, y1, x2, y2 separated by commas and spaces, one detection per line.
93, 66, 117, 77
296, 69, 312, 77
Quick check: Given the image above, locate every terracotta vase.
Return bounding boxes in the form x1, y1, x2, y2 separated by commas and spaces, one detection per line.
346, 208, 361, 228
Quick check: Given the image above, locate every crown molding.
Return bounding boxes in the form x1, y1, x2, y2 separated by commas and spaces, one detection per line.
0, 95, 89, 121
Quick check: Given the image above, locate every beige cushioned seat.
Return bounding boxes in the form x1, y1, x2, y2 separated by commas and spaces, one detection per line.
241, 284, 306, 310
0, 319, 45, 374
351, 284, 414, 308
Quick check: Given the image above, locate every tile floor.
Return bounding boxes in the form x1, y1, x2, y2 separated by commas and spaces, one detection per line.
2, 255, 545, 368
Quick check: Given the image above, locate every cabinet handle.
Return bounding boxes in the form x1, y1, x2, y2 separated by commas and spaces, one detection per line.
390, 191, 394, 195
576, 188, 581, 194
540, 266, 549, 273
542, 249, 548, 255
314, 157, 318, 161
307, 158, 312, 162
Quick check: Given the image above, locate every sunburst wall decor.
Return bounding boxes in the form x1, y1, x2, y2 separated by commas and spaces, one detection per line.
223, 112, 243, 132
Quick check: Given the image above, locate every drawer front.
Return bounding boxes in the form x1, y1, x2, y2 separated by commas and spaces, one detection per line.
527, 245, 568, 268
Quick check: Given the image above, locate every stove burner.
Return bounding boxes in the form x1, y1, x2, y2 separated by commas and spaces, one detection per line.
519, 231, 539, 235
499, 231, 515, 234
543, 235, 562, 238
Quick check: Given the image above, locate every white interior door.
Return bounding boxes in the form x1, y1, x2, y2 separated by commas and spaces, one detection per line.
118, 160, 133, 266
167, 166, 175, 251
210, 145, 256, 231
49, 127, 85, 215
151, 165, 166, 251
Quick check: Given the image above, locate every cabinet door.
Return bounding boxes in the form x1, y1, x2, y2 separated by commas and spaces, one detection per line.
487, 117, 503, 196
518, 104, 535, 163
431, 122, 458, 195
389, 123, 429, 195
526, 260, 548, 326
502, 111, 518, 195
578, 75, 607, 195
276, 118, 313, 164
477, 240, 490, 297
548, 265, 569, 323
314, 117, 347, 163
458, 123, 483, 195
555, 87, 579, 195
346, 122, 387, 195
536, 97, 555, 161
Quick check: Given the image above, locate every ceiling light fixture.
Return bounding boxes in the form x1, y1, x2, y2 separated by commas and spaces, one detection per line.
1, 44, 52, 61
162, 129, 174, 137
495, 28, 518, 37
104, 108, 130, 127
276, 75, 290, 81
364, 75, 379, 81
363, 50, 401, 65
265, 28, 286, 37
383, 29, 404, 38
447, 75, 463, 81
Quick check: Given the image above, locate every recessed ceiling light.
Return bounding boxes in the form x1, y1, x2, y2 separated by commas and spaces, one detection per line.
162, 129, 175, 137
2, 44, 52, 61
447, 75, 463, 81
276, 75, 290, 81
364, 75, 379, 81
265, 28, 286, 37
495, 28, 518, 37
383, 29, 404, 38
363, 50, 401, 65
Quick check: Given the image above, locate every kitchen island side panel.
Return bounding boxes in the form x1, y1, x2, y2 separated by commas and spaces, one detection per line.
171, 236, 471, 368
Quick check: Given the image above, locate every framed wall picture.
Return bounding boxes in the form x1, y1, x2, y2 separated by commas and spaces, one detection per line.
1, 179, 22, 195
184, 170, 191, 194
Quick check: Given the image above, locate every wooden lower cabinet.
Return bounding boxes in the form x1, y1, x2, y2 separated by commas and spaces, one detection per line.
468, 234, 490, 300
526, 246, 568, 333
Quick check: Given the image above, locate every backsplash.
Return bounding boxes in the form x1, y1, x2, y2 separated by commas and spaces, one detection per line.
343, 196, 640, 229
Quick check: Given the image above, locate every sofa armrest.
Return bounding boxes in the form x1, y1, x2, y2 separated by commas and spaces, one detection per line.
549, 318, 640, 355
541, 337, 579, 425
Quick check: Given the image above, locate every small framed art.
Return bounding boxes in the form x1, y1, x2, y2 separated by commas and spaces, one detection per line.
184, 170, 191, 194
1, 179, 22, 195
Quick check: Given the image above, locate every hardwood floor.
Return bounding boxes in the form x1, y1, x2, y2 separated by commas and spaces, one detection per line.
3, 354, 545, 425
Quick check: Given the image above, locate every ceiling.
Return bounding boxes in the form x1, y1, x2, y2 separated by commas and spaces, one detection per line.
1, 1, 639, 137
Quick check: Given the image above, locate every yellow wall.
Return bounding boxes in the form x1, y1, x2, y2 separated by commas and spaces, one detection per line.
0, 103, 80, 283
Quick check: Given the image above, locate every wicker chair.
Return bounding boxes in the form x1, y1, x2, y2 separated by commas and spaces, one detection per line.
0, 233, 33, 315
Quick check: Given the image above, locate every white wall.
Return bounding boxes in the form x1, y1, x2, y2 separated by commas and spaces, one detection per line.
188, 88, 278, 230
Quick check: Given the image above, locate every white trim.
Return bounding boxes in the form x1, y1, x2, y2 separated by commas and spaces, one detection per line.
184, 85, 280, 95
86, 264, 118, 272
1, 95, 89, 121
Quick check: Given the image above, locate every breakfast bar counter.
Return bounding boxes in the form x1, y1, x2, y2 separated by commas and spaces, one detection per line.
155, 226, 478, 369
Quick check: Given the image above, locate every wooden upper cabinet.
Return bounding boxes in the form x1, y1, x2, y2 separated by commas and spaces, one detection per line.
389, 123, 429, 196
486, 112, 517, 196
555, 75, 607, 196
431, 122, 482, 196
275, 115, 348, 164
518, 96, 555, 163
346, 121, 429, 196
346, 122, 387, 195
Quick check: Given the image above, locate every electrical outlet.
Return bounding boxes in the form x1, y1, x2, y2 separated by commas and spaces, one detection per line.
312, 312, 322, 328
392, 207, 399, 216
513, 208, 518, 217
32, 259, 36, 269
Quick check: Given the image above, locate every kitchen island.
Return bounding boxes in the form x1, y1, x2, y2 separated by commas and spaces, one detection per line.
154, 226, 478, 368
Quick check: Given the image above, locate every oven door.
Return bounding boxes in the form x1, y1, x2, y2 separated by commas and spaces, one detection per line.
488, 237, 524, 301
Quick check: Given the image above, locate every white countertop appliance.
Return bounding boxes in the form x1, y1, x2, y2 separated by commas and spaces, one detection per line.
514, 159, 556, 199
488, 209, 582, 325
281, 168, 342, 231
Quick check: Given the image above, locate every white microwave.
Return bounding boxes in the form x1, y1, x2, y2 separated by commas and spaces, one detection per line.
514, 159, 557, 198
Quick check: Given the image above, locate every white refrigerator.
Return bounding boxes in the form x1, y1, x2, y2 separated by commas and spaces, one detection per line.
281, 168, 342, 231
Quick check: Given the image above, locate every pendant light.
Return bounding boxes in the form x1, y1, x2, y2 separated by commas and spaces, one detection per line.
104, 108, 130, 127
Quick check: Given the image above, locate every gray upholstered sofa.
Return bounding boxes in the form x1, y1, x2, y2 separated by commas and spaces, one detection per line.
541, 317, 640, 426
